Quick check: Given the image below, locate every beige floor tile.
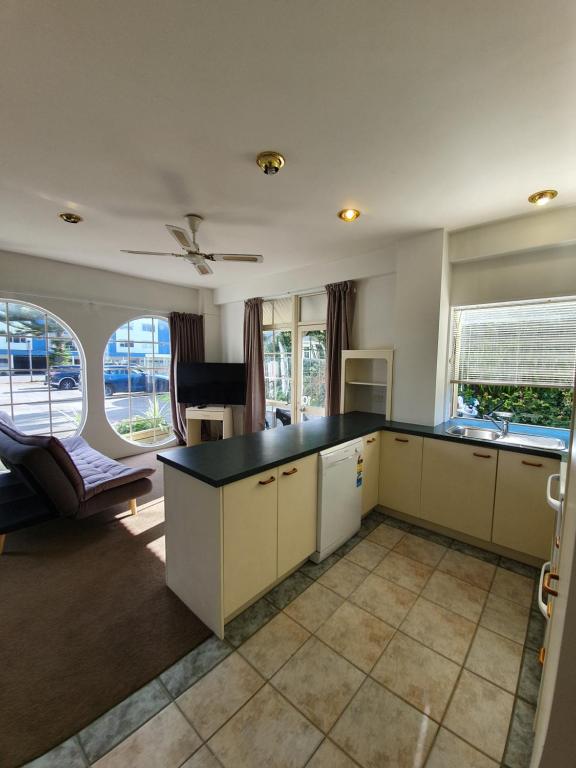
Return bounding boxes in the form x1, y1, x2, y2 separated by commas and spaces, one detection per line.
371, 632, 460, 721
422, 570, 488, 622
393, 533, 447, 567
491, 567, 534, 607
345, 539, 387, 570
177, 653, 264, 740
331, 678, 438, 768
400, 597, 476, 663
316, 601, 395, 672
284, 582, 344, 632
238, 612, 309, 678
374, 550, 433, 594
271, 637, 364, 732
426, 728, 498, 768
480, 593, 530, 644
366, 523, 406, 549
208, 684, 322, 768
93, 704, 201, 768
438, 549, 496, 591
465, 626, 523, 692
444, 670, 514, 762
306, 740, 357, 768
318, 558, 369, 598
181, 746, 223, 768
349, 573, 417, 626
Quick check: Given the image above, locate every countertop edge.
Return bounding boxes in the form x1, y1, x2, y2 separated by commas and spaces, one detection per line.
157, 414, 566, 487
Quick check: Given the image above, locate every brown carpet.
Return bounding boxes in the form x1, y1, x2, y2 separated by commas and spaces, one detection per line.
0, 455, 211, 767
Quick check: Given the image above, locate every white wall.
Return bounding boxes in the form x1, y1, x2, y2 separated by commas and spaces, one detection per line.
352, 274, 396, 350
451, 243, 576, 307
0, 249, 206, 458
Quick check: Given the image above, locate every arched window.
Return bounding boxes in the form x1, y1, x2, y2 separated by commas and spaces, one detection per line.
0, 300, 85, 436
103, 316, 173, 446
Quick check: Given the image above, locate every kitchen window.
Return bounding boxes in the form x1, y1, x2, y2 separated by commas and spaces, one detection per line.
450, 298, 576, 429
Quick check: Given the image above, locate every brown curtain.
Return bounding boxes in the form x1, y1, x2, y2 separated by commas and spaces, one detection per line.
243, 298, 266, 433
325, 281, 356, 416
169, 312, 205, 445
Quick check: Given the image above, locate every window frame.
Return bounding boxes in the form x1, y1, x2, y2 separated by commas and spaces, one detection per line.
448, 297, 576, 430
0, 298, 87, 437
103, 314, 173, 447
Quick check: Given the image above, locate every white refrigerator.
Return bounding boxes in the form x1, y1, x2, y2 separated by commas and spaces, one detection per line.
530, 408, 576, 765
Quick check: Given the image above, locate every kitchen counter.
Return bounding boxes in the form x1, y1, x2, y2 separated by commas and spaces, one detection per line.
158, 411, 567, 487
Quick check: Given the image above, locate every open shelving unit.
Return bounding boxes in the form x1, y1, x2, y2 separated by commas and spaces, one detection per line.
340, 349, 394, 417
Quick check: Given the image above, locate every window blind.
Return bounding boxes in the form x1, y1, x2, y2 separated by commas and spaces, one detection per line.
451, 299, 576, 388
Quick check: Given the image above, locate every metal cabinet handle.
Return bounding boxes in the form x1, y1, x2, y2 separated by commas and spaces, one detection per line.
473, 452, 491, 459
282, 467, 298, 476
543, 571, 559, 597
395, 437, 409, 443
258, 476, 276, 485
539, 647, 546, 665
366, 438, 376, 444
522, 460, 543, 468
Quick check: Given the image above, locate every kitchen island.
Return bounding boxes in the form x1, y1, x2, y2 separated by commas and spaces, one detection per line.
158, 412, 565, 637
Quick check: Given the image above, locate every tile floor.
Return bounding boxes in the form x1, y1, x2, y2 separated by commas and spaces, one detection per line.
25, 510, 545, 768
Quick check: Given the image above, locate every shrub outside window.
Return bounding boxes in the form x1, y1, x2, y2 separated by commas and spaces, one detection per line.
0, 300, 85, 436
450, 298, 576, 429
103, 316, 173, 446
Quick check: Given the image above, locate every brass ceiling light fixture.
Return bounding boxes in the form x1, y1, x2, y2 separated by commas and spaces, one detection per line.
337, 208, 361, 222
528, 189, 558, 206
256, 151, 285, 175
59, 212, 83, 224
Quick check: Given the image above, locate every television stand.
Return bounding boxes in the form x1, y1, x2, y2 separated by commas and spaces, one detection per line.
185, 405, 234, 447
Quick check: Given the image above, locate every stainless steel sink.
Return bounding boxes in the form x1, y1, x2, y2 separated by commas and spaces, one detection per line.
445, 425, 501, 441
445, 424, 566, 451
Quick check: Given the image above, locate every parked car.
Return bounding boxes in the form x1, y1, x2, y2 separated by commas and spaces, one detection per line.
103, 366, 170, 397
45, 365, 81, 390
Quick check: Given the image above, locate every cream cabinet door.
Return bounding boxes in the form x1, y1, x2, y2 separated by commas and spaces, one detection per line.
379, 431, 423, 517
493, 451, 559, 559
223, 469, 278, 617
277, 454, 318, 577
362, 432, 380, 516
420, 438, 497, 540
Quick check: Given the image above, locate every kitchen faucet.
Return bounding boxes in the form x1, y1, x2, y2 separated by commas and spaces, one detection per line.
485, 409, 514, 436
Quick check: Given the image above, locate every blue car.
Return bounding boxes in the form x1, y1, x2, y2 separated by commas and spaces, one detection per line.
103, 366, 169, 397
45, 366, 81, 390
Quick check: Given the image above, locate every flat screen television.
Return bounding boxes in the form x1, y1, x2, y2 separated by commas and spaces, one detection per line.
176, 362, 246, 406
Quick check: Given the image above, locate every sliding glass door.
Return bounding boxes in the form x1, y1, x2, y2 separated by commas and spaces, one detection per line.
296, 326, 327, 423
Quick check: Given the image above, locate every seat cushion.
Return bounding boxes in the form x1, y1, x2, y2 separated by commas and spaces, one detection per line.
61, 436, 155, 500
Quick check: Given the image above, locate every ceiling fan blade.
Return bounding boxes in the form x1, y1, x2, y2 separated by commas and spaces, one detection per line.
191, 260, 213, 276
166, 225, 194, 250
207, 253, 263, 263
121, 249, 179, 256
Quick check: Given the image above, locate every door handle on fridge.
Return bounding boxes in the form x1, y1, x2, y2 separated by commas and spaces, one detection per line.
538, 561, 551, 619
547, 474, 561, 513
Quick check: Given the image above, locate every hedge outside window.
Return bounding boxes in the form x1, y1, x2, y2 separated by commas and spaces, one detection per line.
0, 300, 85, 436
103, 316, 173, 446
450, 298, 576, 428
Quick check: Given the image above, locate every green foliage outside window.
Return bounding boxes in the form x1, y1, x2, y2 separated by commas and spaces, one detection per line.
458, 384, 573, 429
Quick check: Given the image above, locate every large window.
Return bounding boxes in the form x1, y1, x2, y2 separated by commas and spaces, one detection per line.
450, 299, 576, 428
104, 316, 173, 446
0, 300, 85, 436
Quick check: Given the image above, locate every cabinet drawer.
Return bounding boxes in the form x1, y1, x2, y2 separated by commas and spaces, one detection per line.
493, 451, 559, 559
420, 438, 496, 540
362, 432, 380, 516
223, 470, 278, 617
277, 454, 318, 577
379, 431, 423, 517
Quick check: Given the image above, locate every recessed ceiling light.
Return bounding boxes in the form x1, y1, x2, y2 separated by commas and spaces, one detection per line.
528, 189, 558, 206
338, 208, 360, 222
59, 212, 83, 224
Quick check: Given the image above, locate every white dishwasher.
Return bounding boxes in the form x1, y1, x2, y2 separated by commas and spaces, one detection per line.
311, 438, 363, 562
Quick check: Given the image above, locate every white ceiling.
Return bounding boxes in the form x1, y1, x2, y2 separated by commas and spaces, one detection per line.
1, 0, 575, 289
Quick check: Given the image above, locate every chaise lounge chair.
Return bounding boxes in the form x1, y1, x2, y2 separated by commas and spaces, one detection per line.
0, 411, 155, 553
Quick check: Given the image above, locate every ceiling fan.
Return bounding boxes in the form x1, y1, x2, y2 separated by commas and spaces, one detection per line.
121, 214, 263, 276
